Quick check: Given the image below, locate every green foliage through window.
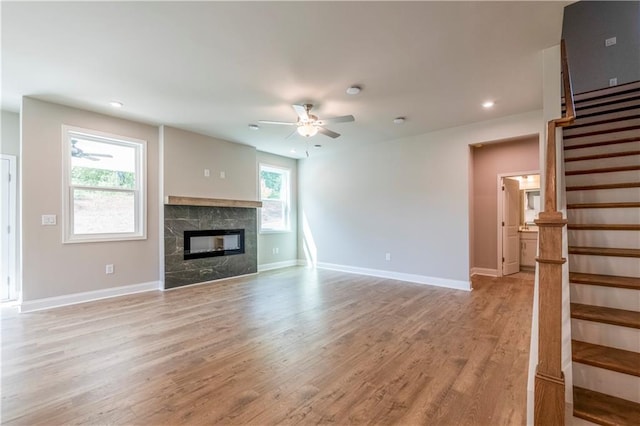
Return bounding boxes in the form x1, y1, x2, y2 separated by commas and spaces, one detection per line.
261, 170, 282, 199
71, 167, 135, 189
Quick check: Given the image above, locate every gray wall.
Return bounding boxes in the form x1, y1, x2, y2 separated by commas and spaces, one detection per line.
562, 1, 640, 94
298, 110, 543, 285
256, 151, 298, 268
21, 98, 160, 301
162, 125, 258, 201
2, 111, 20, 156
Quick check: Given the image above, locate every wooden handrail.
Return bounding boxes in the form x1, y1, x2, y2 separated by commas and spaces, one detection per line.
534, 40, 576, 425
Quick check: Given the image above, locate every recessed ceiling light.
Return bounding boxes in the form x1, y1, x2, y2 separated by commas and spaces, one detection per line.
482, 101, 495, 108
393, 117, 405, 124
290, 149, 296, 153
248, 124, 260, 130
109, 100, 123, 108
346, 85, 361, 95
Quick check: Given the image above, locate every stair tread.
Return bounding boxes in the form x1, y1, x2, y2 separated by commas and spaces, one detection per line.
565, 150, 640, 162
570, 272, 640, 290
569, 246, 640, 258
567, 202, 640, 209
563, 124, 640, 140
571, 303, 640, 329
566, 182, 640, 191
574, 386, 640, 426
572, 340, 640, 377
565, 165, 640, 175
563, 136, 640, 150
568, 224, 640, 231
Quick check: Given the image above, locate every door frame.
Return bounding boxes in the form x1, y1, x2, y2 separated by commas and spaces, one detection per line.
1, 154, 17, 301
496, 170, 540, 277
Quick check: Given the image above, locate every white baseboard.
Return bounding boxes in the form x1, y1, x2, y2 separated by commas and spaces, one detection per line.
19, 281, 160, 313
258, 260, 300, 272
470, 267, 498, 277
314, 262, 471, 291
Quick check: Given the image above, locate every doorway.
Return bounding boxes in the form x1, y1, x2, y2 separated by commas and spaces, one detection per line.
1, 154, 18, 301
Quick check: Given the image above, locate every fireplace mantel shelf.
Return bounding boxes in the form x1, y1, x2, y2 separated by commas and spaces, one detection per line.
165, 196, 262, 208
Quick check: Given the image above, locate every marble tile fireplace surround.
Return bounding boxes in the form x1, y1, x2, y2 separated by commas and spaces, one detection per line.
164, 196, 261, 289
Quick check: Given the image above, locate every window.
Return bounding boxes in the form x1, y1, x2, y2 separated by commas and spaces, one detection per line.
62, 126, 146, 243
259, 164, 291, 232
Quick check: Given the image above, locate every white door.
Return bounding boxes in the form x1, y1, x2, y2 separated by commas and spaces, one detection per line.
502, 177, 520, 276
1, 155, 17, 301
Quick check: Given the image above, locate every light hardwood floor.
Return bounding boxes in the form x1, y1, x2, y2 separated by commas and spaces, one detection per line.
1, 268, 534, 425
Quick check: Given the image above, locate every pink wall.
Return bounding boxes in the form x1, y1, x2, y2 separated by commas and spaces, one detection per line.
471, 136, 539, 271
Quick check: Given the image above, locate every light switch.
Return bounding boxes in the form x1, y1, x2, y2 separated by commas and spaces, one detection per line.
220, 171, 226, 179
41, 214, 57, 225
204, 169, 210, 177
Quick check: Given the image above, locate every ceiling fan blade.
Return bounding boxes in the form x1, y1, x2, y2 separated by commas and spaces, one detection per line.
258, 120, 296, 126
285, 129, 298, 139
84, 153, 113, 158
292, 104, 310, 121
318, 115, 355, 124
317, 127, 340, 139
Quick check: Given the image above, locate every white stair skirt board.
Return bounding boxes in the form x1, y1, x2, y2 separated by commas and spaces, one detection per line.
567, 187, 640, 204
568, 229, 640, 248
258, 260, 300, 272
19, 281, 160, 313
569, 255, 640, 278
470, 267, 498, 277
565, 144, 640, 159
565, 170, 640, 186
568, 207, 640, 225
564, 154, 640, 172
315, 262, 472, 291
570, 283, 640, 311
572, 363, 640, 403
571, 319, 640, 353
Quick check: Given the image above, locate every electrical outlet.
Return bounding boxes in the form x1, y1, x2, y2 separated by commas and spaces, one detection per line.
605, 37, 617, 47
609, 77, 618, 87
41, 214, 57, 225
105, 264, 114, 274
204, 169, 210, 177
220, 171, 226, 179
272, 247, 279, 255
385, 253, 391, 261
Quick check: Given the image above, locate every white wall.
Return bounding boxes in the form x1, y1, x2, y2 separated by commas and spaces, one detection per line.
256, 151, 298, 269
298, 110, 543, 287
21, 98, 160, 301
162, 125, 257, 201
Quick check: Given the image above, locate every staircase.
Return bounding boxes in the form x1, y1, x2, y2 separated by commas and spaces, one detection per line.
562, 80, 640, 425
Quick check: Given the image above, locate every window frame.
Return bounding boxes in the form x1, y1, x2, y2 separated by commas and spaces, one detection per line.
259, 163, 291, 234
61, 125, 147, 244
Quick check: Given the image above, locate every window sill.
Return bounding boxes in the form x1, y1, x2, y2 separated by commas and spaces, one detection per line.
63, 234, 147, 244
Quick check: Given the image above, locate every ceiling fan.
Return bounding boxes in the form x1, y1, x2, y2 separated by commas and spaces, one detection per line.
259, 104, 355, 139
71, 139, 113, 161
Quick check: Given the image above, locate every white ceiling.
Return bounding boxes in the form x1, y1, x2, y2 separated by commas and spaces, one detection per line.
1, 1, 569, 159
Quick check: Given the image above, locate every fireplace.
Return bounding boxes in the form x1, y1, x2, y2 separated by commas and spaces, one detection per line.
184, 229, 245, 260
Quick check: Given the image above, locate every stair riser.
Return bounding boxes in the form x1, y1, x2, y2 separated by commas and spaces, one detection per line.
572, 363, 640, 403
569, 254, 640, 278
568, 109, 640, 128
568, 230, 640, 249
564, 144, 640, 159
563, 130, 640, 147
566, 187, 640, 203
564, 154, 640, 172
564, 118, 640, 138
565, 169, 640, 186
568, 207, 640, 224
572, 319, 640, 352
570, 283, 640, 311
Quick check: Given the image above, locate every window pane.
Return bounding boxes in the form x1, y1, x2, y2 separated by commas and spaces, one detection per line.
73, 189, 135, 234
261, 199, 286, 230
70, 137, 136, 189
260, 170, 283, 200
